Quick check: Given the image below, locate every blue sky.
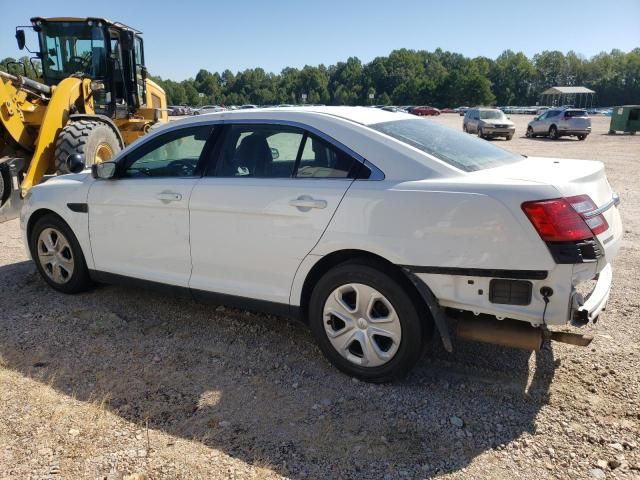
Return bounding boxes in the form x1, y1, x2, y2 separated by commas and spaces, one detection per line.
1, 0, 638, 80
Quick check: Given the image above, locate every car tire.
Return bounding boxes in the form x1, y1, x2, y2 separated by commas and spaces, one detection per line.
577, 134, 587, 141
29, 214, 93, 294
526, 126, 534, 138
506, 134, 513, 141
0, 163, 10, 207
549, 125, 559, 140
463, 124, 468, 133
309, 261, 427, 382
477, 128, 484, 139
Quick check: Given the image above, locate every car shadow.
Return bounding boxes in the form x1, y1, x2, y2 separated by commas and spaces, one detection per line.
520, 136, 581, 142
0, 260, 555, 478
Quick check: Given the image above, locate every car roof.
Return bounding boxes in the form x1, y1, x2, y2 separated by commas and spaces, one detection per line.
178, 106, 416, 127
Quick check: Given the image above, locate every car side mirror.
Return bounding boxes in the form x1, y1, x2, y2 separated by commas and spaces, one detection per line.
91, 161, 117, 179
65, 154, 86, 174
15, 30, 25, 50
270, 147, 279, 160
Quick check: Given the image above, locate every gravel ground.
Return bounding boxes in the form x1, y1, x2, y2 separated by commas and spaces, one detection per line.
0, 115, 638, 480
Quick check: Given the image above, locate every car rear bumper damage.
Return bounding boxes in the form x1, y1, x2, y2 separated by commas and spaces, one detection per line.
405, 259, 614, 351
571, 263, 612, 323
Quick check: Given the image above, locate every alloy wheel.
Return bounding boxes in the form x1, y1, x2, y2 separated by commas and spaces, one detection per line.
322, 283, 402, 367
37, 227, 75, 284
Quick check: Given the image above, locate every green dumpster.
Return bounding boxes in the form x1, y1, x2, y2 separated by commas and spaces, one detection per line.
609, 105, 640, 134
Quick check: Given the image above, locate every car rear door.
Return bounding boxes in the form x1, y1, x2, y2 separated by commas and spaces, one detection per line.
188, 123, 366, 306
88, 124, 215, 286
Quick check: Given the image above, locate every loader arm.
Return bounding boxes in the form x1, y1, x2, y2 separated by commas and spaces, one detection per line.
20, 77, 94, 196
0, 72, 37, 151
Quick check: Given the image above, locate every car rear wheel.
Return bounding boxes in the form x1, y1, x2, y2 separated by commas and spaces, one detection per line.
526, 126, 534, 138
506, 134, 513, 141
309, 262, 427, 382
549, 125, 559, 140
577, 134, 587, 141
29, 214, 92, 293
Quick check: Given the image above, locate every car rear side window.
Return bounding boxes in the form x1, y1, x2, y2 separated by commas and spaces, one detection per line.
295, 134, 361, 179
564, 110, 587, 117
370, 119, 521, 172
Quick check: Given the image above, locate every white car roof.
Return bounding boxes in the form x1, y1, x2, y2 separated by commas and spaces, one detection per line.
186, 106, 415, 126
141, 107, 464, 181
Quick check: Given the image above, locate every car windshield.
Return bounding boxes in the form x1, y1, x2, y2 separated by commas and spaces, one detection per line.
479, 110, 505, 120
370, 119, 522, 172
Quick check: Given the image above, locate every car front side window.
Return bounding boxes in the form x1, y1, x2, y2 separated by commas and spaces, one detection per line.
123, 125, 214, 178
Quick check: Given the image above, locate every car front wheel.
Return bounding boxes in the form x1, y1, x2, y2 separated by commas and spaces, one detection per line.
309, 262, 427, 382
29, 214, 92, 293
549, 125, 559, 140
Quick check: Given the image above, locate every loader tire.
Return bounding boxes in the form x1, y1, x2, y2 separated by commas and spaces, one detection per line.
0, 163, 10, 206
55, 120, 121, 174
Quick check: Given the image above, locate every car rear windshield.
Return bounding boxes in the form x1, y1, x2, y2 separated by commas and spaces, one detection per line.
370, 119, 521, 172
480, 110, 505, 119
564, 110, 588, 117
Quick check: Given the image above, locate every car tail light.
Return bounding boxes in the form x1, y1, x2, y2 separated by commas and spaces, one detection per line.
565, 194, 609, 235
522, 195, 609, 242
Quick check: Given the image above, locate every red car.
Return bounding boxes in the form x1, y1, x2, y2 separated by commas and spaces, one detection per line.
411, 106, 441, 116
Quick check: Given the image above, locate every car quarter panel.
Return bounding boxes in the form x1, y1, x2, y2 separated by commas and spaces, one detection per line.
310, 179, 559, 270
290, 178, 575, 325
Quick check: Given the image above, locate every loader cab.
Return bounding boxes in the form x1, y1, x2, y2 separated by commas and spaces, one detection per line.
29, 17, 147, 119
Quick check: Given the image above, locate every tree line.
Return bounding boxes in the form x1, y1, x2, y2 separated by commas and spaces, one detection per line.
3, 48, 639, 107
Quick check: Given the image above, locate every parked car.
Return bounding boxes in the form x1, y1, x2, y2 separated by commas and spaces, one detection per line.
536, 106, 550, 115
457, 106, 469, 116
381, 106, 405, 112
194, 105, 227, 115
411, 106, 441, 116
526, 108, 591, 140
168, 105, 189, 116
463, 107, 516, 140
440, 108, 456, 114
22, 107, 622, 381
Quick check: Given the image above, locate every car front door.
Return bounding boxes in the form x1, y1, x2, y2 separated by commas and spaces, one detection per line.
469, 109, 480, 132
88, 124, 215, 286
188, 123, 367, 306
532, 111, 548, 134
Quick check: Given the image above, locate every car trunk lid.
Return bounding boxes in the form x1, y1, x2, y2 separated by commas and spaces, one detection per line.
484, 157, 622, 257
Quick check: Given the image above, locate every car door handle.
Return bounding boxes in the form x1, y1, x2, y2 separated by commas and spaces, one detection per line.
289, 195, 327, 210
156, 192, 182, 203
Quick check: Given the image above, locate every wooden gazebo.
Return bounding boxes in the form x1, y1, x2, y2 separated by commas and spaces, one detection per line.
540, 86, 595, 108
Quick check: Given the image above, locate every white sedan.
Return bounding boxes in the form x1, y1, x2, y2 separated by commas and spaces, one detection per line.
20, 107, 623, 381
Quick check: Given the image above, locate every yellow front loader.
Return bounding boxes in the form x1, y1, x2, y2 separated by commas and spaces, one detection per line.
0, 17, 168, 222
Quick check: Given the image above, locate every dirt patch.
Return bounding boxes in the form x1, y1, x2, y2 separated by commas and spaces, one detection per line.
1, 114, 638, 479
